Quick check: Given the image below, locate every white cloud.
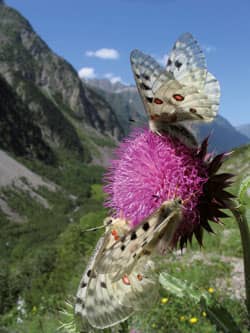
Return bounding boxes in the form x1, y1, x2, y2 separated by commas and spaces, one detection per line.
78, 67, 96, 79
85, 48, 120, 60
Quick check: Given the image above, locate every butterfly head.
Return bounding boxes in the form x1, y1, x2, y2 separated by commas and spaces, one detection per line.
159, 198, 183, 220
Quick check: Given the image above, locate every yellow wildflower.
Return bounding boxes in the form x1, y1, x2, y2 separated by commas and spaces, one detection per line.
161, 297, 168, 304
202, 311, 207, 317
180, 316, 186, 321
189, 317, 198, 324
208, 287, 214, 293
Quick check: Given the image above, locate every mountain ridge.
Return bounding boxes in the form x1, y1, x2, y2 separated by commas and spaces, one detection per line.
0, 3, 124, 164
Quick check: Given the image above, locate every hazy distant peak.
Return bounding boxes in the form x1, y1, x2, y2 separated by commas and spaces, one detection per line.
237, 124, 250, 139
86, 78, 136, 94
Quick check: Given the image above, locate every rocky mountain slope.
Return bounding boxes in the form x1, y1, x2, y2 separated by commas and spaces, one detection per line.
87, 79, 146, 136
0, 149, 56, 222
0, 74, 54, 163
0, 2, 124, 164
86, 80, 250, 153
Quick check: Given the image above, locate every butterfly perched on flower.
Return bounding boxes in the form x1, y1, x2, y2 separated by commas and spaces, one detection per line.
75, 199, 183, 329
130, 32, 220, 147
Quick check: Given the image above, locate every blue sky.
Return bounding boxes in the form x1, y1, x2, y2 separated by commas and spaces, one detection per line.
5, 0, 250, 126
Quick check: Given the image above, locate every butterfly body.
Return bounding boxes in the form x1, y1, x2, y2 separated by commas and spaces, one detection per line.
75, 199, 183, 329
130, 33, 220, 146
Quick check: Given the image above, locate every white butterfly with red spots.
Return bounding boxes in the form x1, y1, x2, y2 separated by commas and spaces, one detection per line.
130, 33, 220, 147
75, 199, 183, 329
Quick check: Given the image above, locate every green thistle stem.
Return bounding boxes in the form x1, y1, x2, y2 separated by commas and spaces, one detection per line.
230, 201, 250, 320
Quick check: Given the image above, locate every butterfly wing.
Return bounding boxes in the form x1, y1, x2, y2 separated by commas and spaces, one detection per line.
83, 272, 133, 329
166, 32, 207, 85
151, 75, 219, 123
130, 33, 220, 130
75, 219, 158, 329
130, 49, 173, 117
96, 199, 182, 280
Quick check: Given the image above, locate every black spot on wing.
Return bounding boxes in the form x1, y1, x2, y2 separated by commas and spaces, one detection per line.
146, 97, 153, 103
140, 82, 150, 90
81, 281, 87, 288
121, 245, 126, 251
189, 108, 197, 114
142, 222, 150, 231
142, 74, 150, 80
87, 270, 91, 277
76, 297, 83, 304
100, 281, 107, 288
131, 232, 137, 240
106, 219, 113, 225
175, 60, 182, 69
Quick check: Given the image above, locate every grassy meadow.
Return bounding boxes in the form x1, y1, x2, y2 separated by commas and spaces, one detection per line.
0, 144, 250, 333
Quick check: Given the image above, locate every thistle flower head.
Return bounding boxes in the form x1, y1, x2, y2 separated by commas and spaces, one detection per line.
104, 128, 234, 247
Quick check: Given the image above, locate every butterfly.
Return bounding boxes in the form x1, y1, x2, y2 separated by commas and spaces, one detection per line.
75, 198, 183, 329
130, 32, 220, 147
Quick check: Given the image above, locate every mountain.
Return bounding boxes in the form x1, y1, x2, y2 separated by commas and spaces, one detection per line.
192, 116, 249, 152
85, 78, 134, 94
0, 74, 54, 163
87, 79, 250, 152
0, 3, 124, 164
86, 79, 146, 136
237, 124, 250, 139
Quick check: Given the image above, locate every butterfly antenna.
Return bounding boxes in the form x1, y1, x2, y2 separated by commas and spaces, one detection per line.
81, 225, 106, 233
171, 182, 179, 200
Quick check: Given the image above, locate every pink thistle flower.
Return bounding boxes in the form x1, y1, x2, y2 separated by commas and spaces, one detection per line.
104, 128, 234, 247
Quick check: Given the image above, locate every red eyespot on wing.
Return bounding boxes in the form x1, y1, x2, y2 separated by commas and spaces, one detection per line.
173, 94, 185, 102
137, 274, 143, 281
111, 229, 117, 236
122, 274, 131, 285
111, 229, 120, 241
154, 98, 164, 105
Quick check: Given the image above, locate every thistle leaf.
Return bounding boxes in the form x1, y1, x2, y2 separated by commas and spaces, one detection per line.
238, 176, 250, 207
159, 272, 211, 304
200, 297, 242, 333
